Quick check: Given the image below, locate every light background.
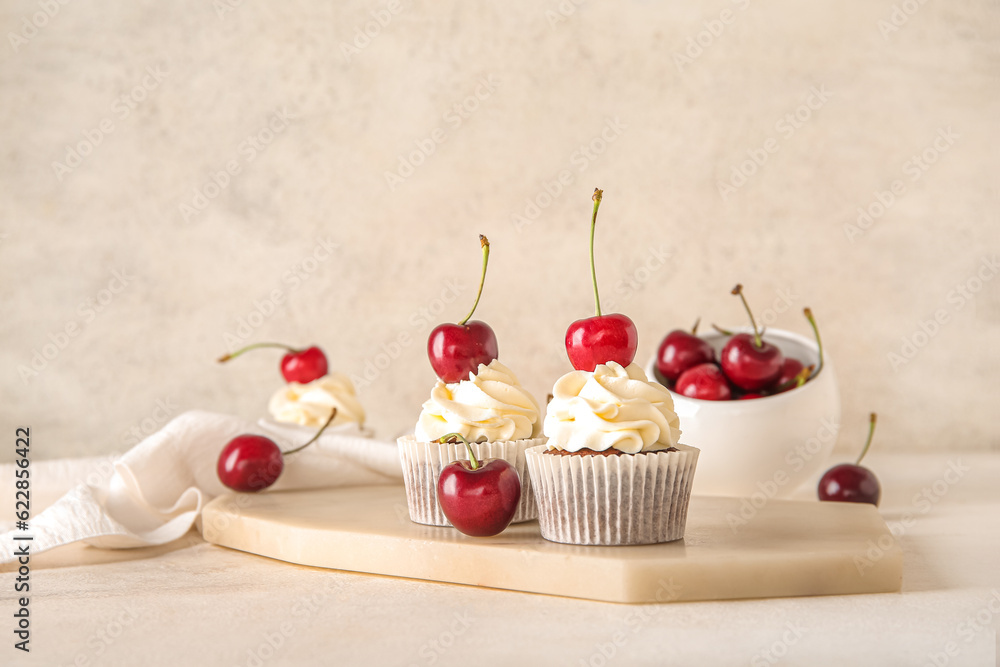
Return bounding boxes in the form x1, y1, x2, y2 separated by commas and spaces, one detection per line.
1, 0, 998, 462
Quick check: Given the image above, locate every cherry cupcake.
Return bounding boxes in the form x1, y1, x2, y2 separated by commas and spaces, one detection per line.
526, 361, 699, 545
398, 359, 545, 526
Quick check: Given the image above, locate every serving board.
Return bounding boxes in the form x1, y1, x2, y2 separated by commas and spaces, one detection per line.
201, 485, 902, 604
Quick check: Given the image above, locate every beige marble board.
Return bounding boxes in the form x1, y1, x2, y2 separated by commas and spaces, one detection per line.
201, 485, 902, 604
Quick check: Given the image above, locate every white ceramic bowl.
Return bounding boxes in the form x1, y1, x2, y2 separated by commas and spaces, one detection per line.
645, 328, 840, 498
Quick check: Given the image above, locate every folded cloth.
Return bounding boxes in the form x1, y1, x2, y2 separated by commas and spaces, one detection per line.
0, 410, 402, 564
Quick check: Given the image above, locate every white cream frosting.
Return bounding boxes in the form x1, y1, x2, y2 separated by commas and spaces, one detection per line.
415, 359, 541, 443
268, 373, 365, 428
543, 362, 681, 454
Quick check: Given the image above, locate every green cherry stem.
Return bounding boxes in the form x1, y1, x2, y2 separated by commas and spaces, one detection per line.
712, 323, 734, 336
218, 342, 297, 363
437, 432, 478, 470
803, 307, 825, 380
731, 284, 763, 348
855, 413, 878, 466
590, 188, 604, 317
282, 408, 338, 456
457, 235, 490, 326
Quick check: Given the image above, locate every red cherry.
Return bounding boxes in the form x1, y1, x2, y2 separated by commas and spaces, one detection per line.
217, 435, 284, 492
436, 434, 521, 537
427, 235, 499, 382
428, 321, 499, 383
819, 413, 881, 506
656, 319, 715, 381
773, 357, 805, 390
565, 313, 638, 371
675, 363, 732, 401
718, 285, 784, 391
218, 343, 328, 384
216, 409, 338, 493
280, 346, 328, 384
738, 393, 764, 400
564, 189, 640, 371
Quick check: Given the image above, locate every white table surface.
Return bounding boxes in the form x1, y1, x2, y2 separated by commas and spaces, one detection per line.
2, 451, 998, 667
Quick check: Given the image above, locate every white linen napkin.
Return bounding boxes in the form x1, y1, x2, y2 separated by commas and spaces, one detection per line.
0, 410, 402, 564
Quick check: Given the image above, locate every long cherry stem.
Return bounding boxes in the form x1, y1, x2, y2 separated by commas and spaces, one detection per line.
282, 408, 338, 456
218, 342, 296, 363
457, 235, 490, 326
712, 323, 734, 336
590, 188, 604, 317
691, 317, 701, 335
855, 413, 878, 466
803, 308, 824, 380
731, 284, 762, 347
437, 432, 478, 470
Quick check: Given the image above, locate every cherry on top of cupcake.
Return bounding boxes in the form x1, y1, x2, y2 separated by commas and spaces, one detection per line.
565, 188, 639, 372
427, 234, 499, 383
218, 342, 329, 384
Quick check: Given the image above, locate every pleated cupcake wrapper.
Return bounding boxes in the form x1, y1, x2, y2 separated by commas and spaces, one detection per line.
526, 444, 700, 546
397, 435, 545, 527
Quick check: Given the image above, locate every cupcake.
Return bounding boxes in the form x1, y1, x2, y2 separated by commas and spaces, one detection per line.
526, 361, 699, 546
398, 359, 545, 526
267, 373, 368, 434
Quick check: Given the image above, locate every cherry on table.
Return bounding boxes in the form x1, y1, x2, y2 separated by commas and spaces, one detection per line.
436, 433, 521, 537
656, 318, 715, 382
217, 409, 337, 493
218, 343, 329, 384
427, 235, 499, 383
675, 362, 732, 401
818, 413, 882, 506
719, 285, 784, 391
564, 189, 638, 371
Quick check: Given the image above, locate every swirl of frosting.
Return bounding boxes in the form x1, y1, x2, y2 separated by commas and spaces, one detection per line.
415, 360, 541, 442
543, 361, 681, 454
268, 373, 366, 428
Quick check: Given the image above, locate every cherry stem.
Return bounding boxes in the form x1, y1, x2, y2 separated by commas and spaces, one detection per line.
855, 413, 878, 466
712, 323, 734, 336
282, 408, 338, 456
589, 188, 604, 317
437, 432, 478, 470
803, 308, 825, 380
731, 284, 762, 347
218, 342, 296, 363
773, 365, 814, 393
691, 317, 701, 335
457, 235, 490, 326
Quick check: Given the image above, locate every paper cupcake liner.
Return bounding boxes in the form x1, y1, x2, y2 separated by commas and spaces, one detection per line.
397, 435, 545, 527
526, 443, 700, 546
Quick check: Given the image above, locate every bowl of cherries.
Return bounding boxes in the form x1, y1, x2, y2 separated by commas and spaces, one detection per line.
646, 285, 840, 498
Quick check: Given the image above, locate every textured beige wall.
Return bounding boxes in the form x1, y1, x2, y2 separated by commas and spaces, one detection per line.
1, 0, 998, 462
